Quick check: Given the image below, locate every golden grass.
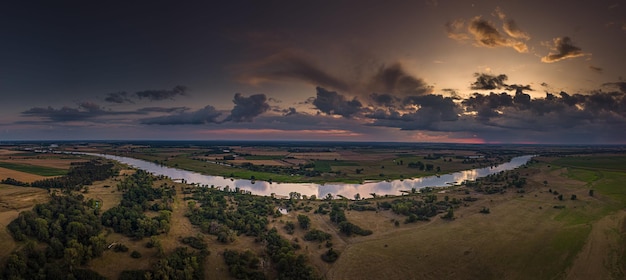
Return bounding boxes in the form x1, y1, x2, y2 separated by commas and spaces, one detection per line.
0, 149, 20, 155
0, 167, 46, 182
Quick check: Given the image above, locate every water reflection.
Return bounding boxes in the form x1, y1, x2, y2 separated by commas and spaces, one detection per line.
90, 153, 533, 198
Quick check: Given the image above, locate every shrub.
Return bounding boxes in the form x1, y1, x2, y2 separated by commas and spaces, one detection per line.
321, 248, 339, 263
113, 243, 129, 252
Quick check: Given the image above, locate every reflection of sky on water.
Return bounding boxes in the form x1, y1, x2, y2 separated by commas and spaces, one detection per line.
91, 153, 533, 198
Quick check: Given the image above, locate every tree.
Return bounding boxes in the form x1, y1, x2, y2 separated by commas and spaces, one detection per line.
589, 189, 594, 196
442, 208, 454, 220
321, 248, 339, 263
353, 193, 360, 201
289, 192, 302, 200
297, 214, 310, 230
570, 194, 577, 200
284, 221, 295, 234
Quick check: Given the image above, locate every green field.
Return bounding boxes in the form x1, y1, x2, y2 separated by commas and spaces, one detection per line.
0, 162, 67, 176
553, 156, 626, 208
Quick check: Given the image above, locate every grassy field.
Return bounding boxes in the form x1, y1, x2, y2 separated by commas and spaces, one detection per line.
0, 161, 68, 176
321, 155, 626, 279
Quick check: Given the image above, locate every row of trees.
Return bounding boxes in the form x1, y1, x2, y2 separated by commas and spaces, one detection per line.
465, 170, 527, 194
31, 160, 118, 190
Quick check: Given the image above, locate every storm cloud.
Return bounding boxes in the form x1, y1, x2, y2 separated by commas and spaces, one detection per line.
541, 37, 586, 63
223, 93, 271, 122
312, 87, 363, 118
366, 94, 460, 130
368, 63, 433, 97
470, 73, 532, 92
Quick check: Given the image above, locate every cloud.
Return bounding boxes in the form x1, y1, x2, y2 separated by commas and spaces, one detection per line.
441, 88, 461, 98
21, 102, 131, 122
140, 105, 221, 125
368, 63, 433, 96
541, 37, 586, 63
312, 87, 363, 118
369, 93, 399, 106
446, 19, 470, 41
470, 73, 509, 90
236, 51, 349, 92
447, 8, 530, 53
135, 85, 188, 101
104, 91, 133, 104
283, 107, 298, 116
493, 7, 530, 40
366, 94, 460, 130
104, 86, 189, 103
603, 82, 626, 93
223, 93, 271, 122
470, 73, 532, 92
137, 107, 189, 113
589, 65, 603, 73
468, 17, 529, 53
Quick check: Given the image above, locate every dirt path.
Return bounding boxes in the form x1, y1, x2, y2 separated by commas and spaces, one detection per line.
566, 210, 626, 280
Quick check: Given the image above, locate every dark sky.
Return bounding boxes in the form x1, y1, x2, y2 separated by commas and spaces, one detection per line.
1, 0, 626, 143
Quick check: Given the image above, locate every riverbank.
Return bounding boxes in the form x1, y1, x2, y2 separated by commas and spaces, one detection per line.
80, 152, 533, 199
81, 144, 516, 184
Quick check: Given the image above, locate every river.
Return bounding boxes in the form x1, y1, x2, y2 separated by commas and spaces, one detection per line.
84, 153, 534, 198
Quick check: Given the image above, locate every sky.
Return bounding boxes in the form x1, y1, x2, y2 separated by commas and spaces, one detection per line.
1, 0, 626, 144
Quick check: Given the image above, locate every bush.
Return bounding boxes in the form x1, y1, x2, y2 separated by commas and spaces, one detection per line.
284, 221, 295, 234
130, 250, 142, 258
181, 236, 207, 250
304, 229, 332, 242
321, 248, 339, 263
113, 243, 129, 252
